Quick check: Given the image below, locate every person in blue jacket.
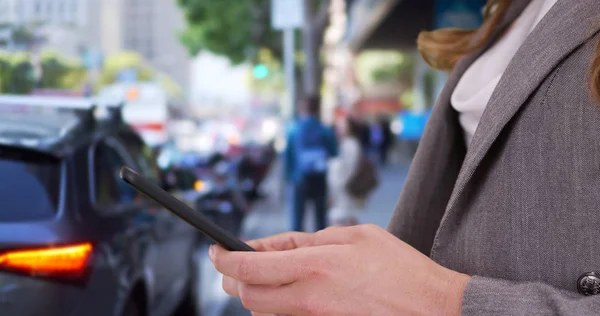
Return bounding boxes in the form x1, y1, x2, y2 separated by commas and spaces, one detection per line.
284, 95, 338, 232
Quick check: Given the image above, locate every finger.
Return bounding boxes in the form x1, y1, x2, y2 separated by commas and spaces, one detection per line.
239, 283, 318, 315
250, 312, 278, 316
246, 232, 315, 251
212, 245, 308, 284
222, 275, 239, 297
248, 227, 353, 252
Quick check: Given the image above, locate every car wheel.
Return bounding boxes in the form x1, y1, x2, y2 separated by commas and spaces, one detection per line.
122, 299, 142, 316
173, 293, 200, 316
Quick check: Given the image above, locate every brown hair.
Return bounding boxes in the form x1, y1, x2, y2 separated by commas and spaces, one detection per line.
345, 117, 362, 139
417, 0, 600, 103
301, 95, 321, 116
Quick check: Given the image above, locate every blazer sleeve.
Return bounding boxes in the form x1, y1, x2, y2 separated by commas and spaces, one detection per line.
462, 276, 600, 315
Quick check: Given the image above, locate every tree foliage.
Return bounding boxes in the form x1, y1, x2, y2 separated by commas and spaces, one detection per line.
177, 0, 281, 64
97, 51, 182, 97
0, 49, 182, 96
359, 51, 416, 86
98, 51, 154, 86
39, 50, 86, 90
0, 50, 87, 94
0, 52, 35, 94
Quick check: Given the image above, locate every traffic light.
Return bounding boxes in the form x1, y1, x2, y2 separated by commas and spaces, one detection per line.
252, 64, 269, 79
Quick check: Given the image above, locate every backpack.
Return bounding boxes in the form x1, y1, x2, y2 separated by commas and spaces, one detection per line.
345, 152, 378, 199
295, 124, 329, 179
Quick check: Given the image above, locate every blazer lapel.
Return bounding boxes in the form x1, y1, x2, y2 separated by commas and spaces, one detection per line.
445, 0, 600, 213
442, 0, 533, 107
388, 0, 530, 254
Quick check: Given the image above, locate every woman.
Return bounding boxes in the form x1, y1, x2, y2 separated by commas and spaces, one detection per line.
327, 118, 364, 226
209, 0, 600, 314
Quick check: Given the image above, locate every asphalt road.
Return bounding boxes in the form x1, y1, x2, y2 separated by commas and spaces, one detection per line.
198, 154, 412, 316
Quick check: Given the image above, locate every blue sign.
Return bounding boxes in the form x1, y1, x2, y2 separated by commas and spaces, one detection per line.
435, 0, 486, 29
82, 49, 103, 70
396, 109, 433, 141
117, 68, 138, 83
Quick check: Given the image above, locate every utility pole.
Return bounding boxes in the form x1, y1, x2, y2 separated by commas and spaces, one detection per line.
271, 0, 304, 119
302, 0, 331, 107
302, 0, 318, 96
283, 28, 296, 118
272, 0, 304, 202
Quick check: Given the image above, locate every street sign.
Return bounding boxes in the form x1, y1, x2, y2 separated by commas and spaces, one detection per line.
117, 68, 138, 83
271, 0, 304, 30
83, 49, 103, 70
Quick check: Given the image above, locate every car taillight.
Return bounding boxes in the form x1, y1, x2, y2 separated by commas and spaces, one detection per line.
0, 243, 93, 279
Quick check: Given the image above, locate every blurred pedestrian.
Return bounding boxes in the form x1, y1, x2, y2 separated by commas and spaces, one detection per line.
284, 95, 337, 232
378, 115, 394, 166
349, 108, 371, 153
327, 118, 365, 226
358, 118, 371, 153
368, 117, 385, 163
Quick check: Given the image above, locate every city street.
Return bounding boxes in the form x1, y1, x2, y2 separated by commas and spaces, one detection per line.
198, 152, 412, 316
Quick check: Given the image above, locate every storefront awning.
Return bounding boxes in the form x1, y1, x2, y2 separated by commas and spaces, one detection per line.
345, 0, 435, 52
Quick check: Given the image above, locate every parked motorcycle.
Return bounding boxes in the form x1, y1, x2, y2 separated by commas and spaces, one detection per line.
235, 142, 276, 203
196, 159, 249, 238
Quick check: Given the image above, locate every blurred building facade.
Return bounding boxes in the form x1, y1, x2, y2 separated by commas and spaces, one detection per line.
338, 0, 487, 114
109, 0, 191, 92
0, 0, 99, 55
189, 52, 251, 113
0, 0, 190, 93
0, 0, 88, 26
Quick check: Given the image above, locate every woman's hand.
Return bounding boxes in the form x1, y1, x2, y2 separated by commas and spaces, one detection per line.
209, 224, 471, 315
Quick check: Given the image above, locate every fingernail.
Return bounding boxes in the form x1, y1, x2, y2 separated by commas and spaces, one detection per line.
209, 245, 215, 261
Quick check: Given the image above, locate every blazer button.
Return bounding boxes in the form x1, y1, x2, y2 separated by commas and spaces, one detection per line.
578, 272, 600, 296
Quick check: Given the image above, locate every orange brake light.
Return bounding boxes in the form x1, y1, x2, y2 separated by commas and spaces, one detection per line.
0, 243, 93, 278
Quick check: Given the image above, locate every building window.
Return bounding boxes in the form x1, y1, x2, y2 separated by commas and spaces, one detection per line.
58, 1, 65, 20
15, 1, 23, 20
146, 45, 153, 59
128, 38, 138, 50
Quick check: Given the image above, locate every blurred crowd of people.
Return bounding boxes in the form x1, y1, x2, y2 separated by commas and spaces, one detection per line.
284, 96, 394, 232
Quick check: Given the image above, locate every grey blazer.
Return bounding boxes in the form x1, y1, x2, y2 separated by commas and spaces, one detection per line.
387, 0, 600, 314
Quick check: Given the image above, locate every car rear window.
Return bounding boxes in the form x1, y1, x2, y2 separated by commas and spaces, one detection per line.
0, 147, 61, 222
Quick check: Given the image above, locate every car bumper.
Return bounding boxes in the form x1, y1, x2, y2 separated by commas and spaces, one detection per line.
0, 266, 121, 316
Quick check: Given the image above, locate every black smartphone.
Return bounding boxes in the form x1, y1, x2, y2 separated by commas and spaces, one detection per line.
119, 166, 255, 252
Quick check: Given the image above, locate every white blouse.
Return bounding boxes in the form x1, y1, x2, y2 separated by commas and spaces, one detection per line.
451, 0, 558, 147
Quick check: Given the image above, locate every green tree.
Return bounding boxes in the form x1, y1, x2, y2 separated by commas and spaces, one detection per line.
59, 58, 87, 91
361, 51, 416, 86
97, 51, 154, 87
9, 52, 35, 94
37, 50, 87, 91
0, 51, 11, 93
247, 48, 285, 94
177, 0, 280, 64
39, 50, 69, 89
154, 71, 183, 97
177, 0, 330, 111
